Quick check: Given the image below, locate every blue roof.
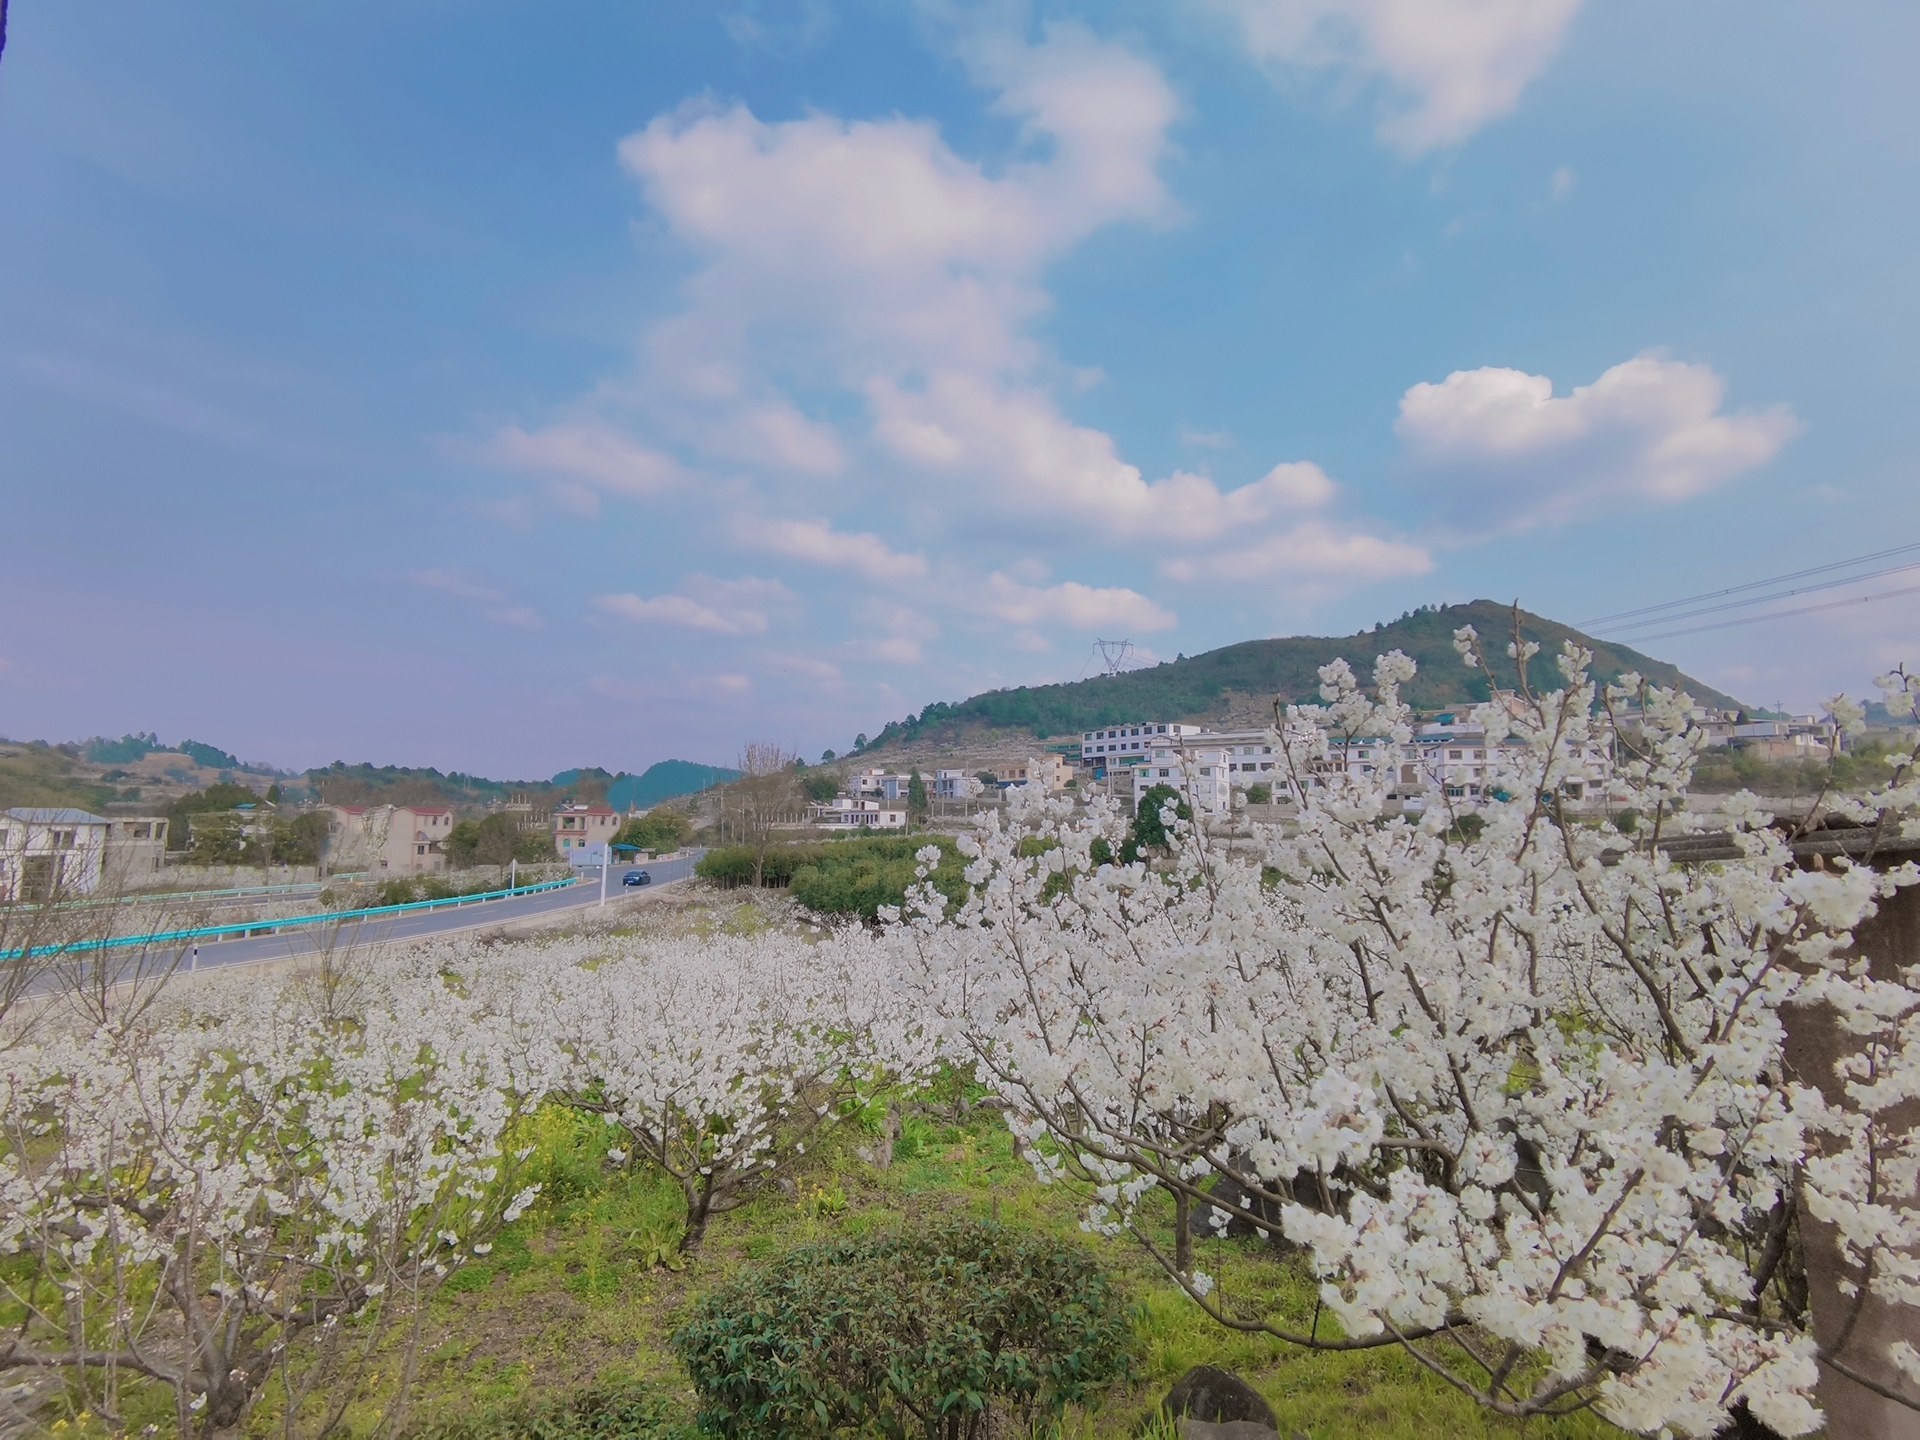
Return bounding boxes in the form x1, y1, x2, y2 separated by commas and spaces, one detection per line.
5, 807, 110, 825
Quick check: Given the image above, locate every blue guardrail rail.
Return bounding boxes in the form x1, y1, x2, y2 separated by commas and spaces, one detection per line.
1, 878, 579, 960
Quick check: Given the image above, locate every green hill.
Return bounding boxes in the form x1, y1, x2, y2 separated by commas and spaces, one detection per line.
607, 760, 739, 810
308, 758, 737, 813
861, 600, 1746, 748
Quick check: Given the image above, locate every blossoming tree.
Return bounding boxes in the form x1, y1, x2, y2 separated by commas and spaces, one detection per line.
0, 949, 543, 1437
893, 630, 1920, 1437
531, 929, 932, 1254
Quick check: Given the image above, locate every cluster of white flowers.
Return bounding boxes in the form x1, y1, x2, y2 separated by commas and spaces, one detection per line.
489, 926, 934, 1252
0, 948, 546, 1433
889, 638, 1920, 1436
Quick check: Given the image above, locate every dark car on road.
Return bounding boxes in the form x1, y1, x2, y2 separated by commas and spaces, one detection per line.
621, 869, 652, 887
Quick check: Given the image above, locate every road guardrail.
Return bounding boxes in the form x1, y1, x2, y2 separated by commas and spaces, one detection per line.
0, 878, 580, 961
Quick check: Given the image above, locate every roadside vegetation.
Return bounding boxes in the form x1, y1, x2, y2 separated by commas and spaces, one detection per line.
695, 835, 969, 918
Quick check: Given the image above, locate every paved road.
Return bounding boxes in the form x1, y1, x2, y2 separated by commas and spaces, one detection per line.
119, 852, 704, 980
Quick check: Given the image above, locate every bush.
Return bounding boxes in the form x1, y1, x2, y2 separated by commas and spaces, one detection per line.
790, 836, 968, 919
697, 836, 970, 918
671, 1221, 1133, 1440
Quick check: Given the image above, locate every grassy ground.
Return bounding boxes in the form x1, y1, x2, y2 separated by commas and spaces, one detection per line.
269, 1095, 1626, 1440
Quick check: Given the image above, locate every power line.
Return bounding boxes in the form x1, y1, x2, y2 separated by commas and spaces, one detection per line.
1616, 581, 1920, 644
1602, 559, 1920, 637
1578, 540, 1920, 628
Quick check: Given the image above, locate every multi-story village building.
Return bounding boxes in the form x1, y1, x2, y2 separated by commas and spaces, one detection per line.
931, 769, 977, 800
1123, 729, 1279, 816
989, 755, 1074, 792
0, 808, 111, 900
103, 816, 171, 884
327, 804, 455, 874
1078, 722, 1208, 777
551, 803, 619, 861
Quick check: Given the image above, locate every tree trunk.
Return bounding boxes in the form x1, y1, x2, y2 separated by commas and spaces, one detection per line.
680, 1173, 716, 1255
1783, 869, 1920, 1437
1174, 1183, 1193, 1277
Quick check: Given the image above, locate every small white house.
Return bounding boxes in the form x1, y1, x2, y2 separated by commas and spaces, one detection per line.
0, 808, 111, 900
806, 798, 907, 829
932, 770, 983, 800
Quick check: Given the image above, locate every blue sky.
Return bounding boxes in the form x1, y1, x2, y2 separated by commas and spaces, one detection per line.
3, 1, 1916, 776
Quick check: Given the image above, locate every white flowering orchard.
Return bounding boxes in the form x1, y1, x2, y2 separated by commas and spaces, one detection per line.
518, 928, 934, 1253
891, 635, 1920, 1436
0, 948, 546, 1436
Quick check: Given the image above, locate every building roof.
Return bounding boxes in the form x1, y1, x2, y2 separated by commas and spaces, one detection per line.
5, 807, 111, 825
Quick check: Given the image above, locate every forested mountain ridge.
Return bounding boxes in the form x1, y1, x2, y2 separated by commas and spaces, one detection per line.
860, 600, 1746, 749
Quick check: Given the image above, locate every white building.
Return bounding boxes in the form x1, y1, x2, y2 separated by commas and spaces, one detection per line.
1122, 727, 1282, 814
850, 768, 905, 799
0, 808, 110, 900
1079, 722, 1208, 775
931, 770, 984, 801
1125, 746, 1234, 817
807, 797, 907, 829
1281, 721, 1612, 806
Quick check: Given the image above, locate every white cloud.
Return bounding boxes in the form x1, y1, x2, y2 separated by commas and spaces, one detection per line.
852, 601, 940, 665
1218, 0, 1584, 153
485, 18, 1422, 670
869, 373, 1351, 543
977, 574, 1177, 632
595, 574, 795, 636
1396, 352, 1800, 533
731, 515, 928, 582
1160, 520, 1432, 583
1549, 164, 1576, 200
480, 422, 684, 501
410, 569, 544, 630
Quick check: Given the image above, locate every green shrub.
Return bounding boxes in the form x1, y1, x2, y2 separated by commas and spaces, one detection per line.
374, 878, 419, 906
697, 836, 969, 918
789, 838, 968, 919
671, 1220, 1133, 1440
